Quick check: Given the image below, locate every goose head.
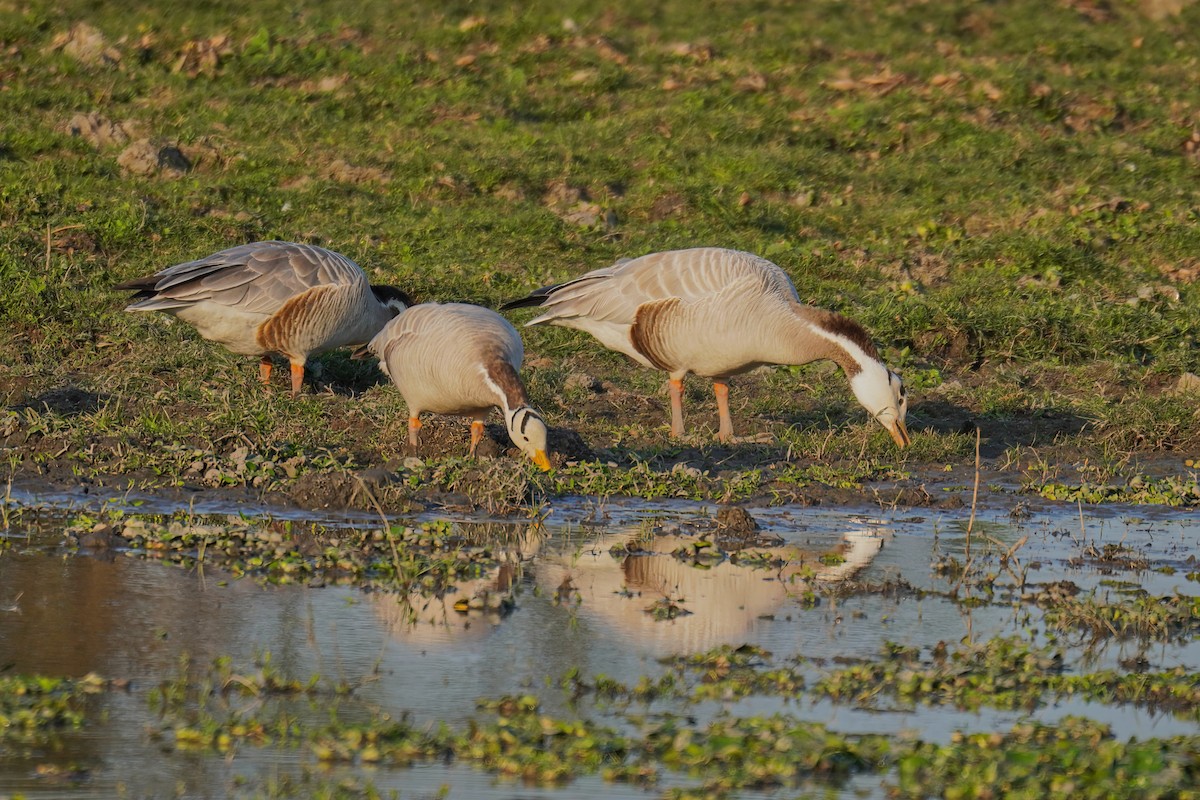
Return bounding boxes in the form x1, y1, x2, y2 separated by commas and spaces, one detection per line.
506, 406, 552, 470
370, 285, 414, 317
849, 360, 910, 448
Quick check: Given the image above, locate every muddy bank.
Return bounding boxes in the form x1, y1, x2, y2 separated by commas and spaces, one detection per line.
3, 359, 1197, 516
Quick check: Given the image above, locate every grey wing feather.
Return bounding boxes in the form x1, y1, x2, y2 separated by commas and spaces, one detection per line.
125, 241, 366, 314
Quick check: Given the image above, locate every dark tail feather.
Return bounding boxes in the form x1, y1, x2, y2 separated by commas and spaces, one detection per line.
113, 274, 159, 292
499, 285, 558, 311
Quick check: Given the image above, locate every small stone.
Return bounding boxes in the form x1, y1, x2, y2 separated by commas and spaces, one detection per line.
117, 139, 191, 177
80, 523, 115, 549
1174, 373, 1200, 395
716, 505, 758, 534
564, 372, 602, 393
54, 23, 120, 66
64, 112, 129, 149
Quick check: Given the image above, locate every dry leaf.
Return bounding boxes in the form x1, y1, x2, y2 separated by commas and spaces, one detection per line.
591, 37, 627, 64
666, 41, 713, 62
977, 80, 1004, 102
824, 77, 860, 92
173, 35, 231, 78
323, 159, 390, 185
735, 73, 767, 92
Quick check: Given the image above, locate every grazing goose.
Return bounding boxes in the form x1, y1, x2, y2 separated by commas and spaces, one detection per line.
116, 241, 410, 395
367, 302, 551, 470
502, 247, 909, 446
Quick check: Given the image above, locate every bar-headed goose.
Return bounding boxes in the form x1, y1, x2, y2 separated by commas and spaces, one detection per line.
116, 241, 411, 395
502, 247, 909, 447
367, 302, 551, 470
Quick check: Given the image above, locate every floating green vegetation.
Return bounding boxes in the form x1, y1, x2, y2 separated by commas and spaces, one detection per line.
1030, 475, 1200, 507
145, 651, 1200, 799
814, 639, 1200, 720
65, 511, 529, 605
894, 717, 1200, 800
149, 652, 351, 753
653, 640, 1200, 721
665, 644, 805, 701
0, 673, 107, 744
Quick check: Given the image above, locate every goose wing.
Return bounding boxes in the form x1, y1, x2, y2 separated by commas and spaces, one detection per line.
118, 241, 367, 314
443, 303, 524, 367
510, 247, 798, 327
369, 303, 523, 376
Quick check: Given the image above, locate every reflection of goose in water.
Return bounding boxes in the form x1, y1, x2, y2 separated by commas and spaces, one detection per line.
371, 522, 543, 646
535, 524, 883, 656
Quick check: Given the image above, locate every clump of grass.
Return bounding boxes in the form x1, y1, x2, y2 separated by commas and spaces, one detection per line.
1037, 591, 1200, 643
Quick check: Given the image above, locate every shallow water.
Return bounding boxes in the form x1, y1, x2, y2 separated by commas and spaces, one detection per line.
2, 483, 1198, 799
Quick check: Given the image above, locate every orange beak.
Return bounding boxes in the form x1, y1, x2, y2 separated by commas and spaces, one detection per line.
885, 419, 910, 449
531, 450, 552, 471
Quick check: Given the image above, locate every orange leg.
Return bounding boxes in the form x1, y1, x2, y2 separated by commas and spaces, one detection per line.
713, 379, 734, 442
468, 419, 485, 457
259, 357, 273, 386
408, 416, 422, 448
289, 362, 305, 396
668, 377, 685, 438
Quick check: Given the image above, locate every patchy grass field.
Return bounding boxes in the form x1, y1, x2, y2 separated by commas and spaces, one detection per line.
1, 0, 1198, 509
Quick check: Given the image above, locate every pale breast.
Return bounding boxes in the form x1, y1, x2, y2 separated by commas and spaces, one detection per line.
175, 301, 271, 355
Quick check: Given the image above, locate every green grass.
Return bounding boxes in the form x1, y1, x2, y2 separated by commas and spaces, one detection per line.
2, 0, 1199, 505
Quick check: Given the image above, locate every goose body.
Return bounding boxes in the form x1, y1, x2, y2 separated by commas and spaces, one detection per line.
116, 241, 410, 394
368, 302, 551, 470
502, 247, 909, 446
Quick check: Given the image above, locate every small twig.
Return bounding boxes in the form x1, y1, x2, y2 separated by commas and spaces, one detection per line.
965, 426, 981, 560
353, 474, 406, 584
